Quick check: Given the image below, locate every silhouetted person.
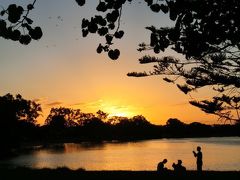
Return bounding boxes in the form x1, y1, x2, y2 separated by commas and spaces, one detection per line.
172, 160, 186, 175
157, 159, 168, 173
193, 146, 203, 172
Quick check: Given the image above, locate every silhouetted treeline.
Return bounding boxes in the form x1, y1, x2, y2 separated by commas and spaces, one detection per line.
39, 117, 240, 142
3, 115, 239, 147
1, 94, 240, 158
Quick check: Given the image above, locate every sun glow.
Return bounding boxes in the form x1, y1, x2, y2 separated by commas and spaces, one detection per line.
70, 99, 138, 118
101, 104, 136, 118
105, 108, 132, 118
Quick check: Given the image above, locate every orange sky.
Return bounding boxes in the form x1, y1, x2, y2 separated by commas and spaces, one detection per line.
0, 0, 218, 125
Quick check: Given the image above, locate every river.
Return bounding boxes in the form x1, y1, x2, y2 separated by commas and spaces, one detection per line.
1, 137, 240, 171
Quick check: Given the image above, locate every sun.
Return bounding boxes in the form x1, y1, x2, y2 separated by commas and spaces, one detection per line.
108, 111, 130, 118
71, 99, 138, 118
98, 101, 136, 118
103, 105, 134, 118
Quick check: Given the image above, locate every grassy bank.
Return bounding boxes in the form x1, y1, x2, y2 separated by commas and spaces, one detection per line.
0, 167, 239, 180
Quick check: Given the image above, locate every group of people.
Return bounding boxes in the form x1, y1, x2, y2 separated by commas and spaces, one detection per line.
157, 158, 186, 175
157, 146, 203, 174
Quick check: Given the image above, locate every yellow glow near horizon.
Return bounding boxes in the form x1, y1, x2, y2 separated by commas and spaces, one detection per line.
79, 100, 138, 118
36, 89, 219, 126
103, 106, 134, 118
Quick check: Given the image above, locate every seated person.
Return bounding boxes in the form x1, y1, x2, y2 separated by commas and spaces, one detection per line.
157, 159, 168, 173
172, 160, 186, 175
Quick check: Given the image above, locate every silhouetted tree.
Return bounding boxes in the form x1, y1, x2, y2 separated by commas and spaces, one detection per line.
44, 107, 109, 137
77, 112, 96, 126
131, 115, 151, 127
82, 117, 105, 128
47, 115, 66, 129
0, 93, 41, 128
165, 118, 186, 137
96, 110, 109, 121
127, 1, 240, 123
0, 0, 42, 44
107, 115, 151, 127
187, 122, 212, 137
45, 107, 80, 127
0, 93, 41, 157
166, 118, 185, 128
107, 116, 129, 126
1, 0, 240, 123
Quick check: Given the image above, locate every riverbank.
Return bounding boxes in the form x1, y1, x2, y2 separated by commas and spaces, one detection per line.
0, 167, 239, 180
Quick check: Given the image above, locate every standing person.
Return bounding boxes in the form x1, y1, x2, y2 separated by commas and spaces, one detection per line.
193, 146, 203, 172
157, 158, 168, 173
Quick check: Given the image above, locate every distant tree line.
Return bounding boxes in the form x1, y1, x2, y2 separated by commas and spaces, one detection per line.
1, 93, 239, 158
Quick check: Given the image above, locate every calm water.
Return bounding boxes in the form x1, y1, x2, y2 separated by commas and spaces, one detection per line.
1, 137, 240, 171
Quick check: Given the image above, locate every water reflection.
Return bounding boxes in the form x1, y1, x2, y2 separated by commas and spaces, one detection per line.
40, 144, 65, 154
34, 142, 105, 154
1, 137, 240, 171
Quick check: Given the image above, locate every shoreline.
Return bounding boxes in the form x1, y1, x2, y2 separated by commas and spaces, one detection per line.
1, 167, 240, 180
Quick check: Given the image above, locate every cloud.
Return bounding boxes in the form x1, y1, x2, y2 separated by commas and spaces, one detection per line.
108, 105, 128, 111
69, 99, 129, 112
171, 101, 189, 106
69, 99, 145, 117
31, 98, 63, 108
85, 99, 104, 108
46, 101, 63, 107
33, 97, 48, 103
33, 98, 41, 102
71, 99, 104, 108
70, 102, 87, 107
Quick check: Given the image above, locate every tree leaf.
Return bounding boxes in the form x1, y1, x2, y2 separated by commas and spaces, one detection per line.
75, 0, 85, 6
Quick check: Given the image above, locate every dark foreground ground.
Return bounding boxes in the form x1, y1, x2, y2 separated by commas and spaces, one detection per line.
0, 167, 239, 180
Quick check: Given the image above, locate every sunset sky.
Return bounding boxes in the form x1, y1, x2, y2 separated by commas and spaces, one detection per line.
0, 0, 217, 125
